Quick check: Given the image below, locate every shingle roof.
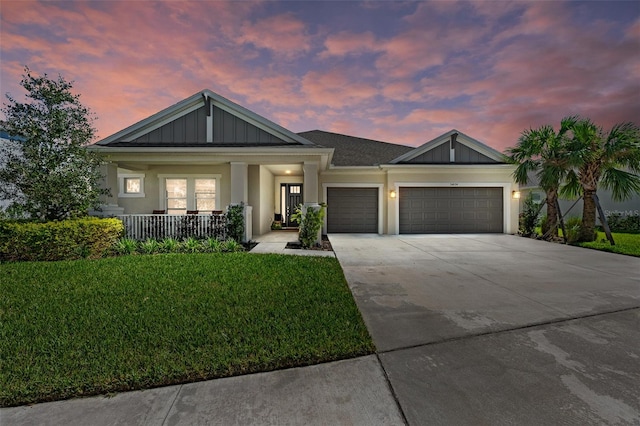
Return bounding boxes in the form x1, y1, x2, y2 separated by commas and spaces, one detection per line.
298, 130, 413, 166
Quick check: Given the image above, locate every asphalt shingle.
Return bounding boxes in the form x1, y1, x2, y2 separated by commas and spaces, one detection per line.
298, 130, 413, 167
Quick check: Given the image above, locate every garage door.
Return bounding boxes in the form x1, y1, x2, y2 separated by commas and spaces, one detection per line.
327, 187, 378, 233
399, 187, 503, 234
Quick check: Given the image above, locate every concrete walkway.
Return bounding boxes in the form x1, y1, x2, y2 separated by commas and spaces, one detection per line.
3, 234, 640, 425
250, 230, 335, 257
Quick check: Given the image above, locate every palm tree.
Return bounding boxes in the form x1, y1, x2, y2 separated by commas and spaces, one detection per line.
506, 117, 577, 239
563, 119, 640, 242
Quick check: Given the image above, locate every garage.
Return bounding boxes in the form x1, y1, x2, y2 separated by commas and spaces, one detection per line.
399, 187, 503, 234
327, 187, 378, 233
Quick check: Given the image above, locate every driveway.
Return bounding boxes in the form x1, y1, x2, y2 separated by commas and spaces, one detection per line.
331, 234, 640, 425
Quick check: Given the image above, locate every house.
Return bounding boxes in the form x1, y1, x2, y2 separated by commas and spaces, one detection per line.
89, 89, 519, 239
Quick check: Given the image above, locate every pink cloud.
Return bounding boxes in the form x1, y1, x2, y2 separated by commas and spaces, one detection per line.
238, 13, 312, 58
301, 69, 378, 109
320, 31, 379, 58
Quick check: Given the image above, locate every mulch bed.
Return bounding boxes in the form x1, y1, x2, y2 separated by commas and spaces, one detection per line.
285, 235, 333, 251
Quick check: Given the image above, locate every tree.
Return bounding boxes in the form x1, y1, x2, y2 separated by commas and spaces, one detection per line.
563, 118, 640, 242
0, 67, 108, 221
505, 117, 577, 239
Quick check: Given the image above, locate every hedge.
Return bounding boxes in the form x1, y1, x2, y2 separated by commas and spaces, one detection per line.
0, 217, 124, 262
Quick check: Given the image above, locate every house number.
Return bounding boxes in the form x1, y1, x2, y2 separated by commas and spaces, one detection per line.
450, 183, 458, 186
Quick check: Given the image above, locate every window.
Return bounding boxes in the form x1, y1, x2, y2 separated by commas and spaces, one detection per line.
195, 179, 216, 211
118, 173, 145, 198
124, 178, 141, 194
166, 178, 187, 214
159, 175, 220, 213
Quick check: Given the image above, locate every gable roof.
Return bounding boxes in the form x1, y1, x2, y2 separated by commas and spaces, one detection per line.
390, 129, 505, 164
96, 89, 316, 147
298, 130, 413, 166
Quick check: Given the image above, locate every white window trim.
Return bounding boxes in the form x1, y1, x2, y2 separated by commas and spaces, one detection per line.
118, 173, 146, 198
158, 174, 221, 212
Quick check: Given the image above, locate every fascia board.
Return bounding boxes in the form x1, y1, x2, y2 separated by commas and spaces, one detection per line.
380, 163, 515, 171
88, 146, 333, 155
323, 165, 385, 175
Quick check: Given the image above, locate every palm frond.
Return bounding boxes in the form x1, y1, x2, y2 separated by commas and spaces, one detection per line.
560, 170, 581, 199
600, 168, 640, 202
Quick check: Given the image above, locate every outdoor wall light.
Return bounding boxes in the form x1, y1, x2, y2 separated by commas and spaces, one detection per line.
512, 190, 521, 199
390, 190, 397, 199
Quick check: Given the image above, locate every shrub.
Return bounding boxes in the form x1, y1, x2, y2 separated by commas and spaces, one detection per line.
203, 237, 222, 253
221, 239, 244, 252
519, 193, 540, 237
292, 203, 327, 249
139, 239, 161, 255
605, 213, 640, 233
563, 216, 582, 243
226, 204, 245, 243
182, 237, 201, 253
114, 238, 138, 256
0, 217, 123, 262
159, 237, 181, 253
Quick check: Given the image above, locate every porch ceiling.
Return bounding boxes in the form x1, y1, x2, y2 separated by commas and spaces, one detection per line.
264, 164, 303, 176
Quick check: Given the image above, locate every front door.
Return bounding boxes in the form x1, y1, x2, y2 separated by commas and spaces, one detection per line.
281, 184, 303, 228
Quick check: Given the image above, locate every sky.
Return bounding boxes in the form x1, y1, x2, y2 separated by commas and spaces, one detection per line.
1, 0, 639, 152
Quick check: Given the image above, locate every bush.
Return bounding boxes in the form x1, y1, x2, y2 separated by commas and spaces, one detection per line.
605, 213, 640, 233
0, 217, 123, 262
292, 203, 327, 249
519, 193, 540, 237
110, 237, 246, 256
563, 216, 582, 243
226, 204, 245, 242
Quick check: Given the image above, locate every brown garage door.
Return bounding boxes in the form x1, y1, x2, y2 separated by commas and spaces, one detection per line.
399, 187, 503, 234
327, 187, 378, 233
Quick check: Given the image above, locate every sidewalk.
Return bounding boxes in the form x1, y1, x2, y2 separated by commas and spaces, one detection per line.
2, 356, 404, 426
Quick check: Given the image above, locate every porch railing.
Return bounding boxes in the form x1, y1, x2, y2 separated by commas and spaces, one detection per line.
117, 214, 227, 241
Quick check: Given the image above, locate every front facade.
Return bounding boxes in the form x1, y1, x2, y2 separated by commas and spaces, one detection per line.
91, 89, 519, 238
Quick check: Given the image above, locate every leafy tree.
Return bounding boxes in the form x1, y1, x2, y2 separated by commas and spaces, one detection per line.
0, 67, 108, 221
505, 117, 577, 238
563, 119, 640, 242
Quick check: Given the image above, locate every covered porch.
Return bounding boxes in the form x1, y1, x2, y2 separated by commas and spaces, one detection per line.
93, 149, 330, 242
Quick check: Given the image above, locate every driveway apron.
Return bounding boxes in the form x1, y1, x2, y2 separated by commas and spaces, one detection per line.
330, 234, 640, 425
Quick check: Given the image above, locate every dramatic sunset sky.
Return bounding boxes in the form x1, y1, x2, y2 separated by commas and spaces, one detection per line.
1, 1, 638, 151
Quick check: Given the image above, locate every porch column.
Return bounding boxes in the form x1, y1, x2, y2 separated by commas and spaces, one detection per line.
229, 162, 252, 241
91, 162, 124, 217
230, 162, 248, 204
303, 161, 321, 245
303, 162, 319, 204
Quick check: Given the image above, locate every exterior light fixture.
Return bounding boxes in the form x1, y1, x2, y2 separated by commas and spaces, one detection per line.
285, 170, 291, 174
512, 190, 521, 199
390, 190, 397, 199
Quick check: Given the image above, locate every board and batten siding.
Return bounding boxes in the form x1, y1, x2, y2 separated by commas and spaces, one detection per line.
130, 106, 288, 145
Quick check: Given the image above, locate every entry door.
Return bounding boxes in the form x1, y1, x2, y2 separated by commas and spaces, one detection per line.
281, 184, 303, 227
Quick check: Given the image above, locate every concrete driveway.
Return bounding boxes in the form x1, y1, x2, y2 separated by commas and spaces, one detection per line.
331, 234, 640, 425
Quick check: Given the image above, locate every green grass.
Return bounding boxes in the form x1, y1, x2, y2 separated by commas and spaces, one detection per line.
577, 232, 640, 257
0, 253, 374, 407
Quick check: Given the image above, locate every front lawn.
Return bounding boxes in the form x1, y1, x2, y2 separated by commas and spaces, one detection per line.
577, 231, 640, 257
0, 253, 374, 407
